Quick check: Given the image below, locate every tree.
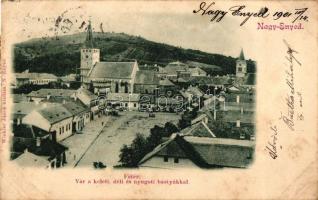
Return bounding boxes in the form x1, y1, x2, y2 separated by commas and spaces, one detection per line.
119, 144, 134, 167
163, 122, 179, 137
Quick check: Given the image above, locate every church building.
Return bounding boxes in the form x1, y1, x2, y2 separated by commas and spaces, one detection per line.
236, 49, 247, 78
80, 21, 139, 94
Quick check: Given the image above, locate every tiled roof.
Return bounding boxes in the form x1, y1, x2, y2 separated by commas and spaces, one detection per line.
188, 67, 207, 75
135, 70, 159, 85
37, 105, 72, 124
88, 62, 136, 79
159, 79, 175, 86
13, 102, 39, 116
184, 136, 254, 147
139, 134, 255, 168
186, 86, 204, 96
28, 89, 77, 98
77, 88, 98, 100
162, 61, 189, 74
184, 136, 254, 168
183, 121, 216, 138
62, 101, 89, 116
15, 151, 50, 168
138, 134, 180, 164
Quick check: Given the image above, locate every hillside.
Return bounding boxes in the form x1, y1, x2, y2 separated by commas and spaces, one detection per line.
13, 32, 256, 76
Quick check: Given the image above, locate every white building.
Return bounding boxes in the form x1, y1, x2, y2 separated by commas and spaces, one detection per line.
23, 104, 73, 142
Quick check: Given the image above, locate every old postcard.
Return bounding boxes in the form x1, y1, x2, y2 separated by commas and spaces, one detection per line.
0, 0, 317, 199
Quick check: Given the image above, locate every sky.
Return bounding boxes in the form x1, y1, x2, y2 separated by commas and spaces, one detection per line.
3, 1, 260, 60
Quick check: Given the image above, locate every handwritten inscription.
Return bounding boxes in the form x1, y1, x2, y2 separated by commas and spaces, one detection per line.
279, 40, 302, 131
265, 125, 280, 159
193, 2, 309, 26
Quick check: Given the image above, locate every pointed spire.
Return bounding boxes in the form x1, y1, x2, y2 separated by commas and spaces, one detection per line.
85, 20, 94, 48
239, 48, 245, 60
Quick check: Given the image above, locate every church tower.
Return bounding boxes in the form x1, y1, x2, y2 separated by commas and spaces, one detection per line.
236, 49, 247, 78
80, 20, 100, 83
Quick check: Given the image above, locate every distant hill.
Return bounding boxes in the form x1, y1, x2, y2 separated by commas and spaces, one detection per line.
13, 32, 256, 76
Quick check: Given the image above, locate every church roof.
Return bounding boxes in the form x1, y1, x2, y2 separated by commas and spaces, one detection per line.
239, 49, 245, 60
135, 70, 159, 85
88, 62, 136, 79
85, 20, 94, 48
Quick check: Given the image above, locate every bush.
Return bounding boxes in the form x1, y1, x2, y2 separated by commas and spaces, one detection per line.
119, 122, 179, 167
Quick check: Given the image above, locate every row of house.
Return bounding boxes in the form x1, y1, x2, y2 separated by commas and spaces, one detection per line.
11, 87, 104, 167
138, 114, 254, 169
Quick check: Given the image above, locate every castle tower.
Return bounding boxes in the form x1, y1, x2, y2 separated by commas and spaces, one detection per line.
236, 48, 247, 78
80, 20, 100, 83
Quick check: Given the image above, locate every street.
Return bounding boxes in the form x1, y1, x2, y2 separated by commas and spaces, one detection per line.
63, 111, 181, 168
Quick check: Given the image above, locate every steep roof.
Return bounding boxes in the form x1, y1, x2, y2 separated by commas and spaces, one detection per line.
138, 134, 185, 165
186, 86, 204, 96
182, 121, 216, 138
239, 49, 245, 60
139, 134, 255, 168
76, 87, 98, 104
88, 62, 136, 79
159, 79, 175, 86
188, 67, 207, 75
135, 70, 159, 85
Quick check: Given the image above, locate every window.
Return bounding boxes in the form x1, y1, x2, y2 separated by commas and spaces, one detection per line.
59, 128, 62, 135
238, 67, 242, 72
164, 156, 168, 162
134, 103, 137, 107
174, 158, 179, 163
66, 125, 68, 131
62, 127, 64, 133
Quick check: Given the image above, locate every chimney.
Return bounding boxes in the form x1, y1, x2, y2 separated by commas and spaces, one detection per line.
63, 99, 66, 104
236, 95, 240, 104
241, 107, 243, 114
236, 120, 240, 127
47, 95, 50, 100
36, 137, 41, 147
